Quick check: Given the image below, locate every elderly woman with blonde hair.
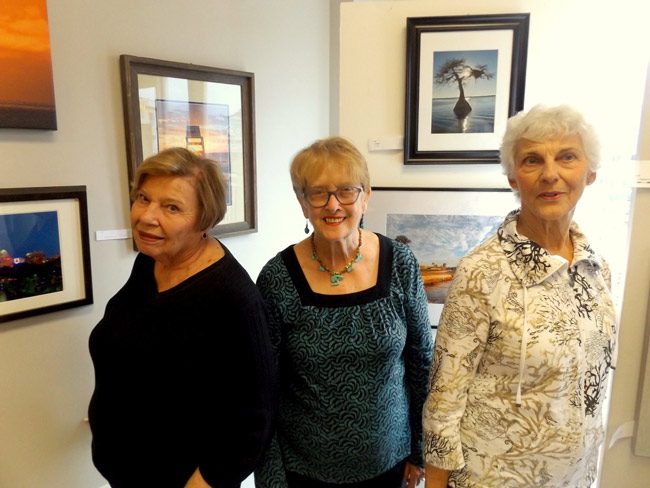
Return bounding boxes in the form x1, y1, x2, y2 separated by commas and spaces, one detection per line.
89, 147, 276, 488
423, 105, 617, 488
255, 137, 432, 488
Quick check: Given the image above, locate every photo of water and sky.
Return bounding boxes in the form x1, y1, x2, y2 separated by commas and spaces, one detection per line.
0, 0, 57, 129
431, 49, 498, 134
386, 213, 502, 304
0, 211, 63, 302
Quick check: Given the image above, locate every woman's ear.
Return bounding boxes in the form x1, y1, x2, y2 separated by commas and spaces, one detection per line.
587, 171, 597, 185
361, 186, 372, 213
508, 177, 518, 191
297, 192, 310, 219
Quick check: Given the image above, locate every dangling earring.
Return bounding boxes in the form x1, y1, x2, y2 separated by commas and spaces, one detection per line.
359, 215, 365, 229
304, 220, 310, 234
202, 232, 208, 240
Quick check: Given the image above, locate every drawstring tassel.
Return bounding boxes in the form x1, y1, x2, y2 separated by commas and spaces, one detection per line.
515, 285, 529, 407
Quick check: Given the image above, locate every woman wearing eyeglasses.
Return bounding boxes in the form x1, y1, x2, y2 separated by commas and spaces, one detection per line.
254, 137, 432, 488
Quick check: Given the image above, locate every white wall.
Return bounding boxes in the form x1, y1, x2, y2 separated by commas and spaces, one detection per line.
2, 1, 648, 486
600, 64, 650, 487
0, 1, 330, 487
339, 1, 649, 487
339, 0, 647, 187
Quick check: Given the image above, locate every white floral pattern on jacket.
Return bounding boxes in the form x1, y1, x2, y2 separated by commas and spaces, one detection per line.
423, 210, 617, 488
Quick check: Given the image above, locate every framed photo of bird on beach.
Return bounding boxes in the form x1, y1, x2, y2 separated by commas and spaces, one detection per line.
404, 14, 529, 165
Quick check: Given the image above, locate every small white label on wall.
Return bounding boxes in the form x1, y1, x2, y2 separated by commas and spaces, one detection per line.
95, 229, 131, 241
368, 136, 403, 152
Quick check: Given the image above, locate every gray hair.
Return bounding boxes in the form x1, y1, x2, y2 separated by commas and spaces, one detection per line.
499, 104, 600, 178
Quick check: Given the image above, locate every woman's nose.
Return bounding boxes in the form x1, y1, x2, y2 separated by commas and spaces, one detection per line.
324, 192, 340, 210
540, 161, 560, 181
140, 203, 160, 223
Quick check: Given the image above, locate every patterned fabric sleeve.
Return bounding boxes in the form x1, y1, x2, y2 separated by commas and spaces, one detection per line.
397, 243, 434, 467
422, 253, 491, 471
254, 257, 289, 488
253, 435, 288, 488
600, 257, 619, 368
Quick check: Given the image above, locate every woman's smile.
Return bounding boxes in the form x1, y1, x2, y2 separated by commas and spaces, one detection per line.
136, 230, 163, 243
130, 175, 203, 266
538, 191, 564, 200
323, 216, 345, 225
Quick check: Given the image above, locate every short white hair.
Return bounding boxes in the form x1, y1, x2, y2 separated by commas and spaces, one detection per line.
499, 104, 600, 178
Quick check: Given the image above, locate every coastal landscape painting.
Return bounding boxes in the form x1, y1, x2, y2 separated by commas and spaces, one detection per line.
0, 0, 57, 129
386, 214, 501, 304
364, 187, 517, 326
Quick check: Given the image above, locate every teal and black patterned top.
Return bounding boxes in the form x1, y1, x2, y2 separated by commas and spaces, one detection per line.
254, 233, 433, 486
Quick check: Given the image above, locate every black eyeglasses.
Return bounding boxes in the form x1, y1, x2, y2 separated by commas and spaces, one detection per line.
303, 186, 363, 208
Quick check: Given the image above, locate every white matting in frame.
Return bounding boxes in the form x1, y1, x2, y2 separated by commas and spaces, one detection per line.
417, 29, 514, 152
0, 186, 93, 323
365, 187, 517, 326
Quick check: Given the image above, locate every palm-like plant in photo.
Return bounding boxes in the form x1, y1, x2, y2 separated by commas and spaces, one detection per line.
435, 58, 494, 118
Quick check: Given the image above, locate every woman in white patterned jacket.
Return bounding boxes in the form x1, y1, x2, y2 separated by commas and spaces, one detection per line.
423, 105, 617, 488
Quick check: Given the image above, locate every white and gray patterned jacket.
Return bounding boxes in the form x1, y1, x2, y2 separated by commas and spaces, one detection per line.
423, 209, 617, 488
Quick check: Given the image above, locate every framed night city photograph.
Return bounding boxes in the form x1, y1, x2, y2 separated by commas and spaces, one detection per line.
120, 55, 257, 237
404, 13, 529, 165
0, 186, 93, 323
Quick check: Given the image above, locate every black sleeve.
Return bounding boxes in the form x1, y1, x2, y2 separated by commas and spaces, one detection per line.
196, 266, 278, 487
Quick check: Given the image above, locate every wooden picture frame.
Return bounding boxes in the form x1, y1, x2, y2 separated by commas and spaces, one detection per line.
0, 186, 93, 323
120, 55, 257, 237
404, 14, 529, 165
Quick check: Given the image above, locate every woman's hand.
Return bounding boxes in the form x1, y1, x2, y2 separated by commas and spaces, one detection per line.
403, 462, 425, 488
424, 463, 450, 488
184, 468, 212, 488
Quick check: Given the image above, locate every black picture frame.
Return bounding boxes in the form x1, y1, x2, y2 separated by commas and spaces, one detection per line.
120, 55, 257, 237
404, 13, 529, 165
0, 186, 93, 323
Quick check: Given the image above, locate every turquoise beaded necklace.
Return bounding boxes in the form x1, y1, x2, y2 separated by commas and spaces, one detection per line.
310, 229, 363, 286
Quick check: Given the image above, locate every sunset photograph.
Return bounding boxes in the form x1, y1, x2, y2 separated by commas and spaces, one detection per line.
0, 0, 57, 129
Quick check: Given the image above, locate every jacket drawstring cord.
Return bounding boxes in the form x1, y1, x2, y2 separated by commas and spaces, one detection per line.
515, 284, 528, 407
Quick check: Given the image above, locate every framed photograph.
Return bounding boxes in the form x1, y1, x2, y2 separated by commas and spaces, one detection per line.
364, 187, 517, 326
0, 0, 57, 130
120, 55, 257, 237
404, 14, 529, 165
0, 186, 93, 324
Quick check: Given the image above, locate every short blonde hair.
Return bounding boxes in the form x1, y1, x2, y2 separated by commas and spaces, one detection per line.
131, 147, 227, 230
290, 137, 370, 194
500, 104, 600, 178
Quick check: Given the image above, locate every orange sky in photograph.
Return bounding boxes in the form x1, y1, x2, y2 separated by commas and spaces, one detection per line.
0, 0, 55, 107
